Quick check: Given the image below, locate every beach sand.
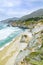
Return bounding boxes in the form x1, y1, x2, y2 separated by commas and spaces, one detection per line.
0, 35, 20, 65
0, 31, 32, 65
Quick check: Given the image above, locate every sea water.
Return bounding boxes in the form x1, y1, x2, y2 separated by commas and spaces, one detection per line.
0, 24, 23, 48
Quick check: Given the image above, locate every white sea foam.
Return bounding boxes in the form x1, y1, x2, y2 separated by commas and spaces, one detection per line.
0, 27, 21, 40
0, 33, 19, 51
0, 30, 23, 51
0, 26, 22, 51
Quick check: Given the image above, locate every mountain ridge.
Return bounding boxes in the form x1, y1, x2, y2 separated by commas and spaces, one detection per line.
20, 9, 43, 21
0, 9, 43, 24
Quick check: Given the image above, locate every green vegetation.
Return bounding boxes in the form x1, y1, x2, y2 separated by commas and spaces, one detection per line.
24, 35, 43, 65
11, 17, 43, 28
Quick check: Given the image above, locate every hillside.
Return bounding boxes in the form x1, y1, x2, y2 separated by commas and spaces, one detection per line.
14, 21, 43, 65
20, 9, 43, 21
11, 17, 43, 29
9, 9, 43, 28
0, 9, 43, 25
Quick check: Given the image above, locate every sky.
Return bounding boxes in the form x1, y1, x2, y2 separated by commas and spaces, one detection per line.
0, 0, 43, 21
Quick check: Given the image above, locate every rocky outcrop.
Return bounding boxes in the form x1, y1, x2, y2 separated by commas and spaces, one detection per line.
15, 22, 43, 65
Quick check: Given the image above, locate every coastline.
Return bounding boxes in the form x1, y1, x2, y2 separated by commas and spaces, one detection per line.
0, 30, 32, 65
0, 31, 28, 65
0, 33, 22, 65
0, 31, 23, 51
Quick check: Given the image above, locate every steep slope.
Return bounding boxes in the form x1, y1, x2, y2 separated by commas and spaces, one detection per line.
20, 9, 43, 21
15, 22, 43, 65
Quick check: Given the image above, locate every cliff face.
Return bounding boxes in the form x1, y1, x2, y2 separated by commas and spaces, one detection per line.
15, 22, 43, 65
0, 20, 43, 65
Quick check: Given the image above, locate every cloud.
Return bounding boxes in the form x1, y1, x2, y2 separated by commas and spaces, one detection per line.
0, 0, 43, 20
0, 0, 22, 7
5, 8, 33, 17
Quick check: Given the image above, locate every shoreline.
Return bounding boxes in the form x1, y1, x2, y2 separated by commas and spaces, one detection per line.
0, 31, 23, 51
0, 29, 33, 65
0, 29, 32, 51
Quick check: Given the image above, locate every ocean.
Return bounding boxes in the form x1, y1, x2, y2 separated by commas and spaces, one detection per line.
0, 24, 23, 48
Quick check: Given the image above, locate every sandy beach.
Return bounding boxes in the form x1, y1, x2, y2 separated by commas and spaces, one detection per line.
0, 30, 32, 65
